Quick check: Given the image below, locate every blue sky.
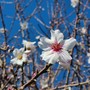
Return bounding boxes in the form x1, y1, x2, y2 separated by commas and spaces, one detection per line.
0, 0, 90, 89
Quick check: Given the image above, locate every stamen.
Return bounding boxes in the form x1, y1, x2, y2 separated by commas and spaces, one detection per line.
51, 42, 62, 52
27, 47, 31, 50
17, 54, 22, 60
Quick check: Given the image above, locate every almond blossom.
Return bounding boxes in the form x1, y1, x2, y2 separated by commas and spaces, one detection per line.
11, 48, 27, 66
81, 27, 87, 34
22, 40, 36, 54
0, 28, 7, 33
71, 0, 79, 8
20, 21, 28, 37
38, 29, 77, 69
20, 21, 28, 30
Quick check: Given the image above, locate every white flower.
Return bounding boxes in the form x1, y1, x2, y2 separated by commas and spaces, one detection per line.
11, 48, 27, 66
20, 21, 28, 30
0, 28, 7, 33
22, 40, 36, 54
20, 21, 28, 37
38, 29, 77, 69
71, 0, 79, 8
81, 27, 87, 34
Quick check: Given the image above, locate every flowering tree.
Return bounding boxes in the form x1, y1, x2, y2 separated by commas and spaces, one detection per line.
0, 0, 90, 90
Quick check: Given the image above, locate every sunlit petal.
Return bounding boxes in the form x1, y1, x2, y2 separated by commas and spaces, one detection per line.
63, 37, 77, 50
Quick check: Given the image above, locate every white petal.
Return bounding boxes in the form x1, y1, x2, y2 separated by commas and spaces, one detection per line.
13, 49, 19, 57
38, 37, 53, 50
38, 42, 51, 50
16, 60, 23, 66
49, 53, 59, 64
71, 0, 79, 8
40, 37, 53, 44
19, 48, 24, 54
23, 40, 36, 50
36, 35, 40, 39
11, 58, 17, 65
88, 57, 90, 64
50, 29, 64, 43
24, 50, 31, 54
54, 29, 64, 43
22, 59, 26, 63
30, 44, 36, 50
11, 58, 16, 62
13, 48, 24, 56
63, 37, 77, 50
27, 41, 36, 45
50, 30, 57, 41
56, 34, 64, 43
71, 3, 76, 8
22, 54, 27, 61
41, 51, 59, 64
58, 50, 72, 65
41, 50, 53, 59
30, 42, 36, 44
22, 40, 27, 46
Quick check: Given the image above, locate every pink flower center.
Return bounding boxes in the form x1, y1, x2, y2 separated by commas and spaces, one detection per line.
51, 42, 62, 52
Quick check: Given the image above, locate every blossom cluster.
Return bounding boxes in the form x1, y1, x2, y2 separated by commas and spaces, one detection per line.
11, 40, 36, 66
11, 29, 77, 69
71, 0, 79, 8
